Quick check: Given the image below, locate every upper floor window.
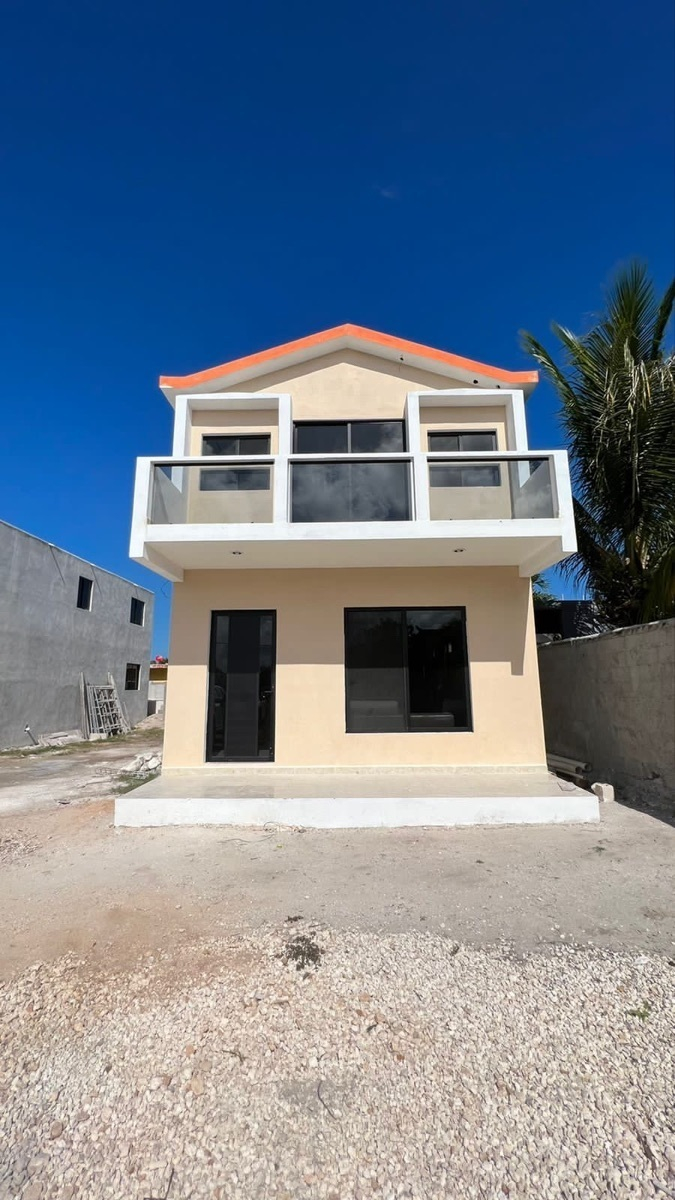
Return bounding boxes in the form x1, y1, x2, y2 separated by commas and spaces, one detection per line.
201, 433, 271, 492
428, 431, 497, 452
202, 434, 270, 456
294, 421, 406, 454
76, 576, 93, 611
130, 597, 145, 626
428, 431, 499, 488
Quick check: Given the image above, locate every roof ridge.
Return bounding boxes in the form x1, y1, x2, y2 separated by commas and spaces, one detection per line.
159, 324, 538, 392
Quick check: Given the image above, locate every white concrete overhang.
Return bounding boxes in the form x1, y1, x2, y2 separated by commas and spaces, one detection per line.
134, 521, 574, 583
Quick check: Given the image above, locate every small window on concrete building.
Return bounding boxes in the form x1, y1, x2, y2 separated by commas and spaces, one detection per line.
130, 597, 145, 626
77, 576, 93, 610
125, 663, 141, 691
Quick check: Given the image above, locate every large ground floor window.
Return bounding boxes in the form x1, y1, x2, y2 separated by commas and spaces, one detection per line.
344, 608, 472, 733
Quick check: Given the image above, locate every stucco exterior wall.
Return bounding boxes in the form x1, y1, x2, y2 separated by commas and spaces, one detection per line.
225, 348, 481, 418
163, 566, 545, 770
0, 521, 153, 747
538, 620, 675, 804
180, 356, 514, 472
189, 408, 280, 455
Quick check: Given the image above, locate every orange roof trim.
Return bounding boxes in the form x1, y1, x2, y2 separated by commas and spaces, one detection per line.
159, 323, 538, 390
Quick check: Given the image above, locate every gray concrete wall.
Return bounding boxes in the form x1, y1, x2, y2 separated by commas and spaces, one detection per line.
538, 619, 675, 804
0, 521, 154, 748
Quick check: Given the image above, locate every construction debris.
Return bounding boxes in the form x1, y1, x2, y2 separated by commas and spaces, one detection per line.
122, 751, 162, 778
82, 674, 130, 738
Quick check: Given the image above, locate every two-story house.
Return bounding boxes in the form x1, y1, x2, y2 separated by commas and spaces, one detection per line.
123, 324, 596, 827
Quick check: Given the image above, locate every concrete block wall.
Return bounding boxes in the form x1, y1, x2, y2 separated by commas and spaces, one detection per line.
537, 619, 675, 805
0, 521, 154, 748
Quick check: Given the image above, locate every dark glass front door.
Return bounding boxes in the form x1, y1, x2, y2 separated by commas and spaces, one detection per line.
207, 611, 276, 761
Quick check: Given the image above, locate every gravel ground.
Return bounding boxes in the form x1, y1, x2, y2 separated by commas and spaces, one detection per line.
1, 925, 674, 1200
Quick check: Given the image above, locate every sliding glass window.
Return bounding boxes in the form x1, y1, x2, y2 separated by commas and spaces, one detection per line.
427, 431, 497, 452
294, 421, 406, 454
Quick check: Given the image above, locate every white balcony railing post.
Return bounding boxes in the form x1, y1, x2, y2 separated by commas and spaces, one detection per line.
273, 456, 289, 523
272, 393, 292, 524
130, 457, 153, 559
405, 394, 430, 522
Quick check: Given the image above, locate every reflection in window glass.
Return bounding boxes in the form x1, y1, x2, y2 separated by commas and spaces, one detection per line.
350, 421, 406, 452
203, 434, 271, 456
345, 608, 471, 733
199, 467, 271, 492
406, 609, 470, 730
428, 431, 497, 452
291, 461, 411, 521
207, 611, 275, 762
429, 463, 501, 488
294, 423, 349, 454
294, 421, 405, 454
344, 610, 407, 731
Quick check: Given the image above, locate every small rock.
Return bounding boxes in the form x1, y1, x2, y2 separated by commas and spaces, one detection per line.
49, 1120, 64, 1139
592, 782, 615, 803
22, 1185, 44, 1200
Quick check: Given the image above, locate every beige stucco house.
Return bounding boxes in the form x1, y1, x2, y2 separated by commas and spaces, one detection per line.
124, 325, 595, 827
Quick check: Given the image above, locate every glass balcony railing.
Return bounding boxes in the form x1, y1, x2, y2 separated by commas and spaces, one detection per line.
427, 456, 557, 520
150, 461, 274, 524
145, 454, 558, 527
290, 458, 413, 522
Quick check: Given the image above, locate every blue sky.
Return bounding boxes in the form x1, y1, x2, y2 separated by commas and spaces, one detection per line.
1, 0, 673, 654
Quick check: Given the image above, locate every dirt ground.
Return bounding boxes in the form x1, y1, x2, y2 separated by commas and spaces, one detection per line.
0, 721, 163, 817
1, 737, 673, 979
3, 741, 673, 1200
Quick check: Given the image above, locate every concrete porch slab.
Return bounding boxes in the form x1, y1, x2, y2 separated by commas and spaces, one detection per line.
114, 769, 599, 828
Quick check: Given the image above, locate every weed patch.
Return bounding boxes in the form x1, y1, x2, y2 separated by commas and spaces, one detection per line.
281, 933, 323, 971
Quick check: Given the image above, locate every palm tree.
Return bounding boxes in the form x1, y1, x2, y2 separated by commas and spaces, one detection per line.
521, 263, 675, 627
532, 572, 557, 606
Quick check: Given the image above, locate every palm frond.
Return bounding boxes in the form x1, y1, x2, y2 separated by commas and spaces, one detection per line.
650, 279, 675, 359
522, 262, 675, 626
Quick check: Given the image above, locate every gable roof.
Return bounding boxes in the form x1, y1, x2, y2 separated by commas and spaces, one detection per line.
159, 323, 538, 404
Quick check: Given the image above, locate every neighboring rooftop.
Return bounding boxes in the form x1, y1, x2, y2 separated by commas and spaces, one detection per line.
1, 519, 154, 595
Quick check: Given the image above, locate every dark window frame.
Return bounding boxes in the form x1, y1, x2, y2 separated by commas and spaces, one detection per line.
76, 576, 93, 611
293, 420, 407, 454
200, 433, 272, 492
427, 430, 498, 452
125, 663, 141, 691
202, 433, 271, 456
344, 606, 473, 734
206, 609, 277, 763
130, 597, 145, 626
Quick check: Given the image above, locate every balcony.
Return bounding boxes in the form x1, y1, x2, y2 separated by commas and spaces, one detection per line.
131, 451, 575, 580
